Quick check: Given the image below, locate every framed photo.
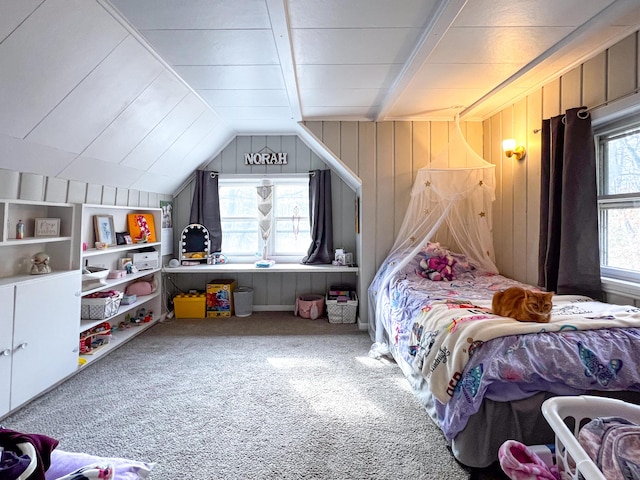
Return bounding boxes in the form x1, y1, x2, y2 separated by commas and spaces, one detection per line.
124, 234, 133, 245
93, 215, 116, 246
35, 218, 60, 237
116, 231, 129, 245
120, 257, 133, 270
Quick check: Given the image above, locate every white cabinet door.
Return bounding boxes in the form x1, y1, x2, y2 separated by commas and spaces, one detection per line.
11, 271, 80, 409
0, 284, 14, 417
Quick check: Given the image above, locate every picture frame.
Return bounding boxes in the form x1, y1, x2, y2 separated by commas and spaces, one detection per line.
93, 215, 116, 246
115, 231, 129, 245
124, 234, 133, 245
120, 257, 133, 270
127, 213, 157, 243
34, 217, 60, 237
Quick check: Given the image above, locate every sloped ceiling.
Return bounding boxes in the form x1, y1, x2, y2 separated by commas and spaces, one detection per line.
1, 0, 640, 195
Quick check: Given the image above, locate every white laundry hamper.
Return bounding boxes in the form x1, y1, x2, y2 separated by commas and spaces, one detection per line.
233, 287, 254, 317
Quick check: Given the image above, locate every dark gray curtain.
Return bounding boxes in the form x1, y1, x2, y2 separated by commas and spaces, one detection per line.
538, 107, 602, 300
302, 169, 333, 264
189, 170, 222, 252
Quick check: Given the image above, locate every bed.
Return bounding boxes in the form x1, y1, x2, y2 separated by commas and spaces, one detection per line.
369, 244, 640, 468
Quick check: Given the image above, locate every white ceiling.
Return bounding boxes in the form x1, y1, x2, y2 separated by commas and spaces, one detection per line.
1, 0, 640, 194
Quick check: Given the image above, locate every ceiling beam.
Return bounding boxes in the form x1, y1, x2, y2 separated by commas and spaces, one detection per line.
266, 0, 302, 122
375, 0, 468, 122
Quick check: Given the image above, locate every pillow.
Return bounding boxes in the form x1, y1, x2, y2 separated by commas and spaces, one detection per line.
46, 450, 155, 480
54, 462, 114, 480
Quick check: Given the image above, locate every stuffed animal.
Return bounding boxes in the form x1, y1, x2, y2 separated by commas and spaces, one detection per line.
416, 242, 457, 281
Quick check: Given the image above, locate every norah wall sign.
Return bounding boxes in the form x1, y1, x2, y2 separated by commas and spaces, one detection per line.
244, 152, 288, 165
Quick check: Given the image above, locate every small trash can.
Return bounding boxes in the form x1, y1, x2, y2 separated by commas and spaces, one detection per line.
234, 287, 254, 317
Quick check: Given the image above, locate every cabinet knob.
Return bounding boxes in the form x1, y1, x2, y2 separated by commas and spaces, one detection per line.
1, 349, 10, 356
16, 342, 28, 350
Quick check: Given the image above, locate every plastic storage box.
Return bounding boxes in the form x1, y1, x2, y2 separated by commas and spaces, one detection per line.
541, 395, 640, 480
325, 291, 358, 324
173, 292, 206, 319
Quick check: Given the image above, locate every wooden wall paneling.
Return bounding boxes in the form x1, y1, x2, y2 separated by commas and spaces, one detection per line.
294, 272, 312, 300
280, 274, 296, 306
358, 121, 377, 326
375, 122, 394, 267
68, 181, 87, 204
583, 52, 607, 110
266, 272, 284, 306
295, 136, 313, 172
129, 189, 141, 207
225, 137, 241, 173
85, 184, 102, 204
19, 173, 44, 201
234, 137, 252, 174
608, 34, 637, 100
500, 109, 514, 278
512, 99, 528, 282
142, 191, 152, 208
430, 122, 448, 166
45, 177, 68, 203
393, 122, 412, 239
266, 136, 283, 174
310, 151, 326, 170
561, 66, 583, 111
340, 122, 358, 175
0, 169, 20, 199
526, 90, 543, 286
542, 78, 561, 119
412, 122, 430, 175
490, 115, 504, 272
280, 136, 297, 174
102, 186, 116, 205
322, 122, 341, 157
114, 187, 128, 206
466, 121, 484, 160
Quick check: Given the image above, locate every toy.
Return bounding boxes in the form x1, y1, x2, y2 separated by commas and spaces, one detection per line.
30, 251, 52, 275
416, 242, 457, 281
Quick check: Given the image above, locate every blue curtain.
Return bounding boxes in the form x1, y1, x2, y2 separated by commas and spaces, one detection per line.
189, 170, 222, 252
538, 107, 602, 300
302, 169, 333, 264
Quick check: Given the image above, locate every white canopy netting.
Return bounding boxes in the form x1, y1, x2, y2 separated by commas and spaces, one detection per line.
369, 120, 498, 344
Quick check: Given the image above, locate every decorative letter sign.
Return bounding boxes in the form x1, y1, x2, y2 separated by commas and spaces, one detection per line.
244, 152, 288, 165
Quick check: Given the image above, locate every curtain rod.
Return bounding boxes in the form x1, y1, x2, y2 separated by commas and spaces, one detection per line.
533, 87, 640, 133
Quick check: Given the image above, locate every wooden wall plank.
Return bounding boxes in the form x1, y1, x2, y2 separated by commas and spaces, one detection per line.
542, 78, 561, 119
525, 89, 543, 286
608, 34, 637, 100
340, 122, 358, 175
561, 66, 582, 110
394, 122, 412, 238
512, 99, 528, 282
375, 122, 394, 266
583, 51, 607, 109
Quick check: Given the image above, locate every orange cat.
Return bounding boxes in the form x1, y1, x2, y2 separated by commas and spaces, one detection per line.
491, 286, 554, 323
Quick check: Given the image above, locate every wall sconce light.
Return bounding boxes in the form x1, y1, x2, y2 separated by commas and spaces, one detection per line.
502, 139, 526, 160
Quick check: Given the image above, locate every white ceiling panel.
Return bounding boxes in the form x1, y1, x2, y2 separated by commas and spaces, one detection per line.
176, 66, 286, 90
110, 0, 270, 29
213, 107, 296, 121
83, 71, 189, 163
301, 106, 377, 120
390, 88, 491, 117
139, 29, 279, 66
453, 0, 615, 27
0, 134, 76, 177
427, 27, 575, 64
198, 90, 290, 108
293, 28, 423, 64
407, 63, 525, 90
120, 93, 207, 170
288, 0, 438, 28
0, 0, 128, 139
0, 0, 43, 42
296, 65, 402, 89
26, 35, 164, 153
300, 89, 385, 107
59, 155, 145, 189
148, 110, 222, 175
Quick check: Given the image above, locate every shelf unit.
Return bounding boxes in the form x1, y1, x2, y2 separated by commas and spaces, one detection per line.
0, 199, 79, 418
78, 204, 163, 367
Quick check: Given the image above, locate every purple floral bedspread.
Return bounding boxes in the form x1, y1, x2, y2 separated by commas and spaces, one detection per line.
370, 253, 640, 440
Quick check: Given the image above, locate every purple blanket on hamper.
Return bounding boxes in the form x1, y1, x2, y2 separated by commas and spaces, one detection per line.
370, 251, 640, 441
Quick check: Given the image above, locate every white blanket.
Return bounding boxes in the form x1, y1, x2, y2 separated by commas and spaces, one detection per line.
409, 295, 640, 404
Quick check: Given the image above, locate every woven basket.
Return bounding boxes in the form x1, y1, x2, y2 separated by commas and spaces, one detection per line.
81, 291, 124, 320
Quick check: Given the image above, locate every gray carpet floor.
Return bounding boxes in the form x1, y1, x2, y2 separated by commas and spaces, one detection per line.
2, 312, 506, 479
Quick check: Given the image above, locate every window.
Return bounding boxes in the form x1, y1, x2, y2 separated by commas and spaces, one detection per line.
218, 176, 311, 262
596, 116, 640, 282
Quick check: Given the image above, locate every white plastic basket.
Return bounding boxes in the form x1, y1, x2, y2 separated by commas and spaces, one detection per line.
326, 292, 358, 324
541, 395, 640, 480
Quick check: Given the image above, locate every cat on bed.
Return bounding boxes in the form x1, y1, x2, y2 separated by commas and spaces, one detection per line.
492, 286, 554, 323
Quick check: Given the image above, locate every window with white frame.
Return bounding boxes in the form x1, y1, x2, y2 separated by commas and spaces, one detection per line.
218, 176, 311, 261
596, 115, 640, 282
